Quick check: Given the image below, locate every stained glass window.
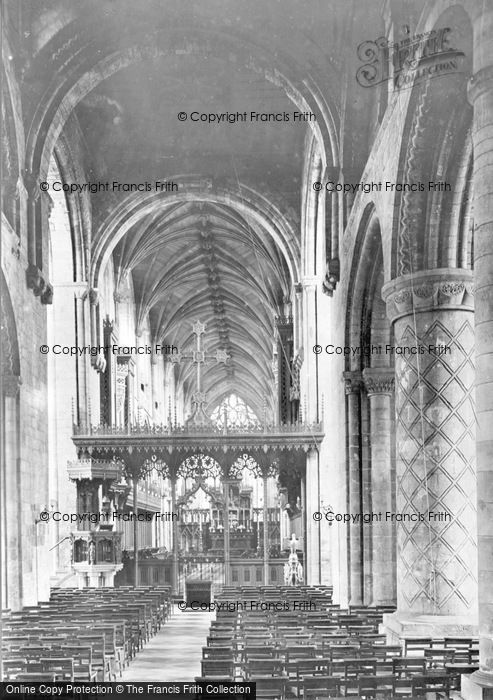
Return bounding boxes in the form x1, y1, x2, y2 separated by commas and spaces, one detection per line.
210, 393, 260, 429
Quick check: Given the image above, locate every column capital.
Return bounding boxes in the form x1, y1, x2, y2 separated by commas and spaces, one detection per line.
362, 367, 394, 395
382, 268, 473, 324
275, 315, 293, 329
343, 370, 362, 394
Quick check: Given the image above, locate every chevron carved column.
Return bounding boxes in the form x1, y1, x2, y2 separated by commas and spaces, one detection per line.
382, 269, 478, 639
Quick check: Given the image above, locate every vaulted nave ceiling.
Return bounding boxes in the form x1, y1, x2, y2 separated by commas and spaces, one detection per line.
19, 0, 385, 415
113, 199, 291, 414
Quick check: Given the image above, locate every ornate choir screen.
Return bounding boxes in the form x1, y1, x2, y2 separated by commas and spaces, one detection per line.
70, 412, 321, 591
70, 320, 321, 592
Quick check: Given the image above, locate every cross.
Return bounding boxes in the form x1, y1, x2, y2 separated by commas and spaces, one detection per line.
170, 321, 229, 426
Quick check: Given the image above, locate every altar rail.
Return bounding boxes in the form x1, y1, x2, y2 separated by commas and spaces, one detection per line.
230, 557, 302, 587
115, 558, 294, 590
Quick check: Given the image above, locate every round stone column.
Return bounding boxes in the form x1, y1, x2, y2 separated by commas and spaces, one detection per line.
467, 7, 493, 690
382, 269, 477, 628
344, 371, 363, 605
362, 367, 396, 606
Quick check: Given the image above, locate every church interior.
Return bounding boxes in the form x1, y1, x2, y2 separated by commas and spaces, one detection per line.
1, 0, 493, 697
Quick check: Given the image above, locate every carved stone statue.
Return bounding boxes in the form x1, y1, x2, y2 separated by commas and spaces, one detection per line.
285, 534, 303, 585
98, 495, 113, 530
88, 540, 96, 565
289, 532, 299, 554
284, 553, 303, 586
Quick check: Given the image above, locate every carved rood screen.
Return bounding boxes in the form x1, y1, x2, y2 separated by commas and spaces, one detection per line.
70, 421, 322, 589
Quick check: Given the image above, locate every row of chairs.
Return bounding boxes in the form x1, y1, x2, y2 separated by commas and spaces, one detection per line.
195, 672, 453, 699
2, 585, 171, 682
197, 585, 478, 699
200, 653, 463, 697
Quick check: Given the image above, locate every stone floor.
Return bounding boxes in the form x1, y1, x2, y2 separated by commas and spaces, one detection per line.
121, 609, 214, 681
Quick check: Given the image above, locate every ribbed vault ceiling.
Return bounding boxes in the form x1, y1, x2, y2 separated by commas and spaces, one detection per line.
112, 200, 291, 415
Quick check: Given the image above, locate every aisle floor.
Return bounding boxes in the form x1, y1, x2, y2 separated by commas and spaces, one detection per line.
121, 609, 214, 681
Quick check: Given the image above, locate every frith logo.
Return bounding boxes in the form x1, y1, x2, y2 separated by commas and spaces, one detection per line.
356, 27, 465, 90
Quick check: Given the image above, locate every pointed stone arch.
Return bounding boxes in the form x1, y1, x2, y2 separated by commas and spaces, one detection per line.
0, 270, 22, 610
